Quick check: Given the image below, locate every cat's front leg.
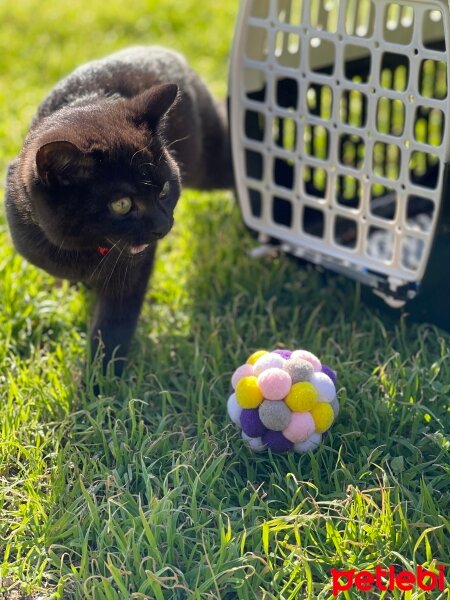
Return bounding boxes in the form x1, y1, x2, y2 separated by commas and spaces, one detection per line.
89, 253, 155, 376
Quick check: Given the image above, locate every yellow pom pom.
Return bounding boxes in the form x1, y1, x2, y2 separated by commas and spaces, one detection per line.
235, 376, 264, 408
311, 402, 334, 433
246, 350, 268, 365
285, 382, 318, 412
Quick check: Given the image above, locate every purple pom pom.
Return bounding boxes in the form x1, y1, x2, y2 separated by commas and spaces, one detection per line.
321, 364, 337, 385
273, 349, 292, 359
262, 430, 293, 452
240, 409, 266, 438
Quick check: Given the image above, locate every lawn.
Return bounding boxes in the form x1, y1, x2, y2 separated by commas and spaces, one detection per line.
0, 1, 449, 598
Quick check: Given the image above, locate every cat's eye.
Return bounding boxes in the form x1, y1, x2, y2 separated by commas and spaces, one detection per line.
160, 181, 170, 197
110, 197, 132, 215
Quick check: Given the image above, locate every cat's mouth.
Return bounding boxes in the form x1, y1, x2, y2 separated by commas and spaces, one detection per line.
97, 242, 152, 257
129, 243, 149, 255
98, 229, 169, 257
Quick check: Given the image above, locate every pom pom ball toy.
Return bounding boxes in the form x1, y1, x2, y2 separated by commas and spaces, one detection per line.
227, 348, 339, 453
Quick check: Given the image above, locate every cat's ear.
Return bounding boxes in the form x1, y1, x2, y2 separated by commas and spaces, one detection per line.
131, 84, 178, 128
36, 141, 96, 186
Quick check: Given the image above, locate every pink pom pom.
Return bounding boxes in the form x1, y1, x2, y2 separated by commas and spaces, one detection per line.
257, 368, 292, 401
231, 364, 255, 389
283, 412, 316, 443
291, 350, 322, 372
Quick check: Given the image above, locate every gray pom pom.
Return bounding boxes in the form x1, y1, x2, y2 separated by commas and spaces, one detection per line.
331, 397, 340, 418
283, 358, 314, 383
258, 400, 291, 431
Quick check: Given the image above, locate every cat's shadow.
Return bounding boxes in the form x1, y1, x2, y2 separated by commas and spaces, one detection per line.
77, 190, 405, 408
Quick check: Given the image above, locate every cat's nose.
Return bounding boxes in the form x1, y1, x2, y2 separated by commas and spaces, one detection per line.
150, 213, 173, 235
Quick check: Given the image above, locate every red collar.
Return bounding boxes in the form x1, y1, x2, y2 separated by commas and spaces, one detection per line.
97, 246, 110, 256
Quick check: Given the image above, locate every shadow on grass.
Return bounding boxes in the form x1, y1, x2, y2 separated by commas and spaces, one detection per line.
39, 193, 449, 598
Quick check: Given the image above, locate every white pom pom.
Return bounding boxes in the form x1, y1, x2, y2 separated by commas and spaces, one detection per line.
253, 352, 285, 376
310, 372, 336, 403
331, 397, 340, 418
227, 393, 242, 427
242, 431, 266, 452
293, 432, 322, 453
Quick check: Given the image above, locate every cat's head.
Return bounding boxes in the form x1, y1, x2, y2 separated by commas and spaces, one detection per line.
24, 83, 181, 256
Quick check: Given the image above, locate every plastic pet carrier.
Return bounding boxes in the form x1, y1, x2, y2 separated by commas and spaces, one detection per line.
229, 0, 450, 329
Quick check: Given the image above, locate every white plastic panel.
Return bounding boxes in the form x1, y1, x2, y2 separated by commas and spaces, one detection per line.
230, 0, 450, 288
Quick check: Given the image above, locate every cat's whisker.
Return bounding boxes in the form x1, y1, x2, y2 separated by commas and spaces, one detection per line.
89, 253, 110, 282
158, 135, 191, 163
56, 237, 67, 258
122, 260, 130, 302
130, 146, 149, 166
103, 242, 125, 292
167, 135, 190, 150
117, 257, 130, 307
140, 180, 158, 188
89, 239, 121, 282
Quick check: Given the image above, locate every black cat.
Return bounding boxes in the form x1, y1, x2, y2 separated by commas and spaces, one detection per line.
6, 46, 233, 373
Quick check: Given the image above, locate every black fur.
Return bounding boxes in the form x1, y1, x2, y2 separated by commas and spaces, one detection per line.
6, 46, 233, 373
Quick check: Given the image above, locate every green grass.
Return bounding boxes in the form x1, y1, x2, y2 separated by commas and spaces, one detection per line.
1, 1, 449, 598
